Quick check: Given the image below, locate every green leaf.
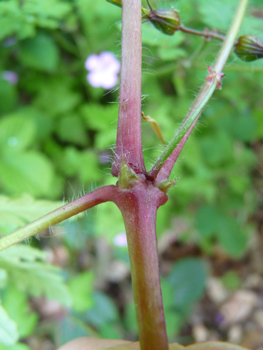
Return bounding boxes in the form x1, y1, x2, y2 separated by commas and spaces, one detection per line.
0, 151, 56, 197
34, 78, 82, 118
217, 217, 248, 258
0, 245, 72, 307
0, 112, 36, 155
0, 79, 17, 114
167, 258, 207, 311
56, 114, 89, 147
80, 103, 118, 131
0, 269, 7, 289
2, 286, 38, 338
0, 1, 35, 40
0, 344, 30, 350
23, 0, 72, 28
19, 33, 59, 72
55, 316, 96, 347
86, 292, 119, 328
196, 206, 221, 238
78, 151, 102, 183
69, 271, 94, 312
199, 132, 233, 167
0, 305, 18, 346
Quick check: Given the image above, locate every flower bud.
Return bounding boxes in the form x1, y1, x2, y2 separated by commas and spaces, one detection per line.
146, 8, 181, 35
106, 0, 122, 8
234, 35, 263, 62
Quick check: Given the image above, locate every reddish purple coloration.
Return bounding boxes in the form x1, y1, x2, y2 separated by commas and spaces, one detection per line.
111, 0, 145, 177
113, 181, 169, 350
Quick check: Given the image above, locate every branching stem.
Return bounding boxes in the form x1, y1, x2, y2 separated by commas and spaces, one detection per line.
150, 0, 249, 179
0, 186, 118, 252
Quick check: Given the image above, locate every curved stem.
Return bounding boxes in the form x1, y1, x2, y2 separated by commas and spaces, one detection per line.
150, 0, 249, 179
0, 186, 118, 252
179, 25, 225, 42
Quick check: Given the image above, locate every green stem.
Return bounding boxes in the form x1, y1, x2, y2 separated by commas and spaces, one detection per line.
150, 0, 249, 178
179, 25, 225, 42
0, 186, 117, 252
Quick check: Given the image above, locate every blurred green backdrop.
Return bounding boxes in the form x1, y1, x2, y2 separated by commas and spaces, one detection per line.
0, 0, 263, 349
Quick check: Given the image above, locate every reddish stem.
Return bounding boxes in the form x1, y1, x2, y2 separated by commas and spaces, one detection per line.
111, 0, 145, 177
114, 182, 169, 350
154, 118, 199, 182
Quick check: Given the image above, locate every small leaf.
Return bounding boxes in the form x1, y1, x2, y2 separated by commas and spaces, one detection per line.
0, 305, 18, 346
19, 33, 59, 72
69, 271, 94, 312
0, 151, 56, 197
0, 112, 36, 155
0, 245, 72, 307
2, 286, 38, 338
167, 258, 207, 310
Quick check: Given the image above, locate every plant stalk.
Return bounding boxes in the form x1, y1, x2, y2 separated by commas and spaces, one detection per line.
112, 0, 145, 176
115, 182, 169, 350
179, 25, 225, 41
0, 186, 117, 252
150, 0, 249, 179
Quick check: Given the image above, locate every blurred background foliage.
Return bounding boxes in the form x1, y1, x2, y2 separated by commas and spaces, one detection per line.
0, 0, 263, 348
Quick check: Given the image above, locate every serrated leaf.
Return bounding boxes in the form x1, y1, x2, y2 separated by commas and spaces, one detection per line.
19, 33, 59, 72
0, 305, 18, 346
0, 245, 72, 307
0, 194, 62, 234
0, 151, 55, 197
0, 1, 35, 40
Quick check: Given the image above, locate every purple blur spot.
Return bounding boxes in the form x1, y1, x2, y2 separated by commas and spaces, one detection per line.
85, 51, 120, 89
2, 71, 18, 84
113, 232, 128, 247
215, 313, 224, 324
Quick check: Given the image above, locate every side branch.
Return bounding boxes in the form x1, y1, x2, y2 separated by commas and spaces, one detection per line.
0, 185, 118, 252
150, 0, 249, 179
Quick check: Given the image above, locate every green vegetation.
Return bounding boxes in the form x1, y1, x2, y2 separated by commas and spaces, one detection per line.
0, 0, 262, 348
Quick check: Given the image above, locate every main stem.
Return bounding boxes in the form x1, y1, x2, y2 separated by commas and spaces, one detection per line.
111, 0, 145, 176
115, 183, 169, 350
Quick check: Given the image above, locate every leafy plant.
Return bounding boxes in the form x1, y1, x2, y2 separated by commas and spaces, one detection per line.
0, 0, 262, 349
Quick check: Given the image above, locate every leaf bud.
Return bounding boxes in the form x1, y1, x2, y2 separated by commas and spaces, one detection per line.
234, 35, 263, 62
145, 8, 181, 35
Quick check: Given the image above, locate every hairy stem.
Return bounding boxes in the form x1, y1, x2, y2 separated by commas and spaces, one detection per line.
150, 0, 249, 179
112, 0, 145, 176
0, 186, 117, 252
115, 182, 169, 350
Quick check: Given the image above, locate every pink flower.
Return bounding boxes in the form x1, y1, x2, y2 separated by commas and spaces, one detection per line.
85, 51, 120, 89
2, 71, 18, 84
